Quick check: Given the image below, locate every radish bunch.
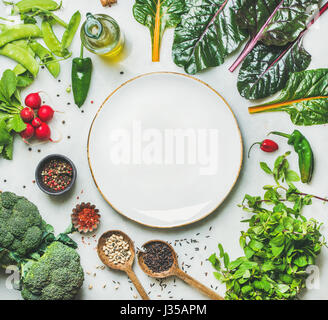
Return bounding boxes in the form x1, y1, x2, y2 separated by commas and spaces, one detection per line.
20, 92, 56, 141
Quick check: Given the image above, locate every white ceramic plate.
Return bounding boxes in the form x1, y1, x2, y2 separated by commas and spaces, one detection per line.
88, 72, 243, 228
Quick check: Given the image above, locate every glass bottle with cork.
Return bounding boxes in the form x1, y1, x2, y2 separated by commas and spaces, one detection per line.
81, 13, 124, 58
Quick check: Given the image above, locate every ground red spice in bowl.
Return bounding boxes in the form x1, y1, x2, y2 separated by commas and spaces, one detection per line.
71, 202, 101, 233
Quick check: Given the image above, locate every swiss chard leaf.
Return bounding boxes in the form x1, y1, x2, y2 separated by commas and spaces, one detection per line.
229, 0, 320, 72
236, 0, 319, 46
249, 69, 328, 125
172, 0, 247, 74
237, 35, 311, 100
133, 0, 185, 62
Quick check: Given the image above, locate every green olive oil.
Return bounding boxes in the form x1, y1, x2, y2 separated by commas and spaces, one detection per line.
81, 13, 124, 58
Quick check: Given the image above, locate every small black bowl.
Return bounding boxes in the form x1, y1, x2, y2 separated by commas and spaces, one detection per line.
35, 154, 77, 196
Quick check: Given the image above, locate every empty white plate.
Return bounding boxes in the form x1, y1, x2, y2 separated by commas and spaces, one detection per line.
88, 72, 243, 228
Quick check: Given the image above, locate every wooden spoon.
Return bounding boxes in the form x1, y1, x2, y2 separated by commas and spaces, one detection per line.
97, 230, 150, 300
138, 240, 224, 300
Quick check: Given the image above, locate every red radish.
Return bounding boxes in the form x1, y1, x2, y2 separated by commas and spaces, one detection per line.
38, 105, 54, 122
35, 122, 51, 141
25, 92, 41, 109
31, 117, 42, 128
20, 107, 34, 123
20, 123, 35, 140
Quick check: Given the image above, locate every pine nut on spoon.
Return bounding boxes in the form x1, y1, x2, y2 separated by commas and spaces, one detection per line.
97, 230, 149, 300
138, 240, 224, 300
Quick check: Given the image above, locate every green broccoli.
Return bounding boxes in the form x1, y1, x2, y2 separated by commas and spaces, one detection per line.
21, 241, 84, 300
0, 192, 46, 265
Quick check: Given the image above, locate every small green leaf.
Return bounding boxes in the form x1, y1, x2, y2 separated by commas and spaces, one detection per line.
260, 162, 272, 174
249, 240, 264, 252
293, 255, 308, 267
218, 243, 224, 258
286, 170, 300, 182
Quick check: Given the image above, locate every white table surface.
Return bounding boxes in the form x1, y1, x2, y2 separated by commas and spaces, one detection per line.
0, 0, 328, 300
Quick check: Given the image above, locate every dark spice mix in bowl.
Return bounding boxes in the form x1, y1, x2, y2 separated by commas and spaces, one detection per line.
41, 159, 73, 191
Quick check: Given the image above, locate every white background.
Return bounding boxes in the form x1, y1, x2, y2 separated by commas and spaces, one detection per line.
0, 0, 328, 300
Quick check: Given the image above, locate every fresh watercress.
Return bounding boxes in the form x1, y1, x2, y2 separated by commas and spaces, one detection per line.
210, 152, 326, 300
0, 70, 26, 160
172, 0, 247, 74
133, 0, 185, 62
249, 69, 328, 126
229, 0, 320, 72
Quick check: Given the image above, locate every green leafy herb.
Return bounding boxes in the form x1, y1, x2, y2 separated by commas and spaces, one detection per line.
210, 153, 326, 300
249, 69, 328, 126
133, 0, 185, 62
172, 0, 247, 74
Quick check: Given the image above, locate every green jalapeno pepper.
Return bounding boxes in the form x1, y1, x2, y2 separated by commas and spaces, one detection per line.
270, 130, 314, 184
72, 44, 92, 108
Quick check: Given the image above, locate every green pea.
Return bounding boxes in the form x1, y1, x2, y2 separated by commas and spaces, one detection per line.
0, 43, 39, 77
42, 20, 68, 57
61, 11, 81, 50
29, 41, 60, 78
0, 24, 41, 47
16, 0, 60, 13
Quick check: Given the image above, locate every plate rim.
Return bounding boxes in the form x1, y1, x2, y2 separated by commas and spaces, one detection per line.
87, 71, 244, 229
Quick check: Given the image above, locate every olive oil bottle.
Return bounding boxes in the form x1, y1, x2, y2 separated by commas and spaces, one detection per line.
81, 13, 124, 58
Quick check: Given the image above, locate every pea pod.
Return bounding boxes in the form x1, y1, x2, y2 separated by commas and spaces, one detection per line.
270, 130, 314, 184
61, 11, 81, 50
11, 40, 35, 56
13, 63, 27, 76
11, 40, 35, 78
0, 24, 41, 47
15, 0, 60, 13
41, 20, 68, 57
0, 43, 39, 77
29, 41, 60, 78
30, 7, 68, 28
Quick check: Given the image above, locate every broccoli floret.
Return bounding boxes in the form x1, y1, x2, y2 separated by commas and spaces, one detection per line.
21, 242, 84, 300
0, 192, 46, 265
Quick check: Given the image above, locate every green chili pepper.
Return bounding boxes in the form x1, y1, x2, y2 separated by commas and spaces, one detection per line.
61, 11, 81, 51
270, 130, 314, 184
29, 40, 60, 78
72, 44, 92, 108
